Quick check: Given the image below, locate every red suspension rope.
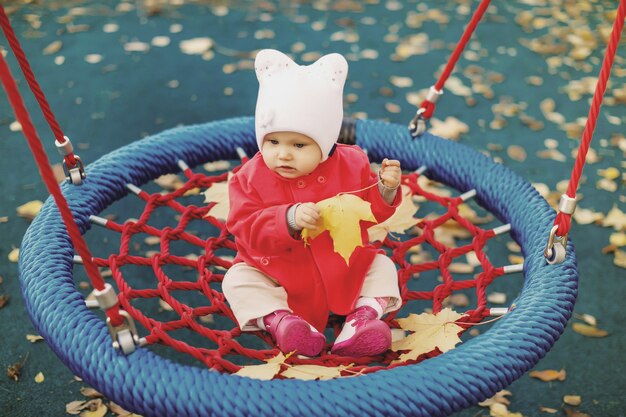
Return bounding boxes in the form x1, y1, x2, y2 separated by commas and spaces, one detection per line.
416, 0, 491, 122
553, 0, 626, 238
0, 52, 123, 326
0, 5, 77, 168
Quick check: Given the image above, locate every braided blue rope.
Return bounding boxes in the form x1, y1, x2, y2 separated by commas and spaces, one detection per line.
19, 117, 577, 417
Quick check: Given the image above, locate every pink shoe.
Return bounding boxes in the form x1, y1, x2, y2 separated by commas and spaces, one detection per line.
262, 311, 325, 357
331, 305, 391, 357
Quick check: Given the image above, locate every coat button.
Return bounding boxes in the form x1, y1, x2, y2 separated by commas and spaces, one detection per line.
317, 176, 326, 183
260, 257, 270, 266
297, 180, 306, 188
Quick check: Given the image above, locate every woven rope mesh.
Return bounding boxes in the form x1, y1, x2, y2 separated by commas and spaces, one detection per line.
82, 157, 519, 375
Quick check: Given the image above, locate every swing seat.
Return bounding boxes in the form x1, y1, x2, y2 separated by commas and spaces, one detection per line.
19, 117, 577, 417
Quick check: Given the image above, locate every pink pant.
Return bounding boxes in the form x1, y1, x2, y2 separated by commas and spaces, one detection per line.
223, 254, 401, 331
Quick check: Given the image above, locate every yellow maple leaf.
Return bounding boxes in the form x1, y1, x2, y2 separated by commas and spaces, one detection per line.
302, 194, 377, 265
16, 200, 43, 221
391, 308, 465, 362
233, 352, 287, 380
529, 368, 566, 382
281, 364, 352, 381
602, 204, 626, 231
203, 173, 233, 221
368, 185, 419, 242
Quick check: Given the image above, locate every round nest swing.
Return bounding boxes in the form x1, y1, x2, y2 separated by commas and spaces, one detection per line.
19, 116, 578, 417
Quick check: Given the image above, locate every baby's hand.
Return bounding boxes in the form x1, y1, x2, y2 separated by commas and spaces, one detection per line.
295, 202, 321, 231
380, 158, 401, 188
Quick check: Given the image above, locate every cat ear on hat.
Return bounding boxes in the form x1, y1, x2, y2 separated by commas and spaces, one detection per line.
255, 49, 297, 82
312, 53, 348, 89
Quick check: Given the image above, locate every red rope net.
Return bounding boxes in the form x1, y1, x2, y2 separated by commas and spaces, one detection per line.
85, 160, 518, 375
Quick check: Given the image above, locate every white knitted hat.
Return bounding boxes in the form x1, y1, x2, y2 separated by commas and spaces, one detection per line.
255, 49, 348, 161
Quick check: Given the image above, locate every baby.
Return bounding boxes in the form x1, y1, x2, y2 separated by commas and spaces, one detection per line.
223, 49, 402, 357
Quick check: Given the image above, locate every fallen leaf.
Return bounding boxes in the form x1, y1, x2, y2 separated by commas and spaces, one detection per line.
79, 399, 108, 417
180, 37, 214, 55
368, 185, 418, 241
448, 263, 475, 274
52, 163, 67, 183
563, 395, 582, 406
16, 200, 43, 221
573, 208, 604, 225
537, 149, 567, 162
488, 402, 523, 417
234, 353, 286, 380
109, 401, 142, 417
392, 308, 465, 362
154, 174, 184, 191
0, 216, 7, 223
602, 205, 626, 231
203, 161, 231, 172
66, 400, 88, 415
574, 313, 597, 326
26, 334, 43, 343
385, 102, 402, 113
390, 76, 413, 88
429, 116, 470, 140
478, 390, 512, 407
507, 241, 521, 253
598, 167, 620, 180
203, 179, 230, 221
507, 145, 527, 162
303, 194, 377, 265
151, 36, 170, 47
596, 178, 617, 192
43, 40, 62, 55
487, 292, 507, 304
158, 299, 174, 311
282, 364, 350, 380
539, 406, 559, 413
529, 368, 566, 382
615, 249, 626, 268
9, 120, 22, 131
609, 232, 626, 247
80, 387, 103, 398
572, 323, 608, 337
144, 236, 161, 246
124, 41, 150, 52
8, 248, 19, 263
34, 372, 44, 383
446, 293, 470, 307
84, 54, 103, 64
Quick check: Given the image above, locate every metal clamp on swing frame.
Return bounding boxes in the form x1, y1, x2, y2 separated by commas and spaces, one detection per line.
409, 86, 443, 138
93, 283, 142, 354
544, 194, 576, 265
56, 136, 86, 185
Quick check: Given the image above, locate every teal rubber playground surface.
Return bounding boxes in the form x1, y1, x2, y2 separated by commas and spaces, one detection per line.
1, 1, 624, 416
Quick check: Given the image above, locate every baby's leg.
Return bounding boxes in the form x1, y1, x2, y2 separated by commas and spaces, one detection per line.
223, 263, 325, 356
359, 253, 402, 314
222, 263, 290, 331
331, 254, 400, 357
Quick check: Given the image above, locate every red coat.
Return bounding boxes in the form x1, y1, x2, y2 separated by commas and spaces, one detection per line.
227, 144, 401, 331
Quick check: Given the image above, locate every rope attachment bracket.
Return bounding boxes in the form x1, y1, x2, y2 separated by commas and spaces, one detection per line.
56, 135, 86, 185
544, 225, 567, 265
408, 86, 443, 138
93, 283, 142, 354
544, 194, 576, 264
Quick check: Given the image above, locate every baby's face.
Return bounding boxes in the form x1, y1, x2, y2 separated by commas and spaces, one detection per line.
261, 131, 322, 178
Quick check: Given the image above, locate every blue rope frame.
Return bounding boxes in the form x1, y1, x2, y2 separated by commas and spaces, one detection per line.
19, 117, 577, 417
